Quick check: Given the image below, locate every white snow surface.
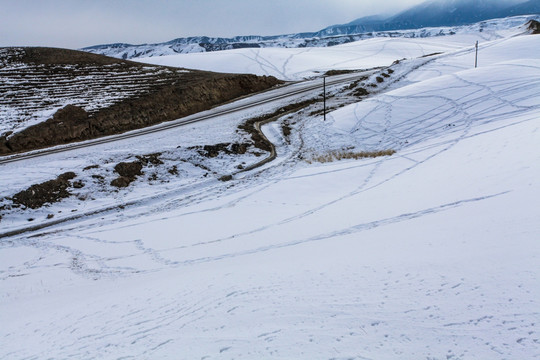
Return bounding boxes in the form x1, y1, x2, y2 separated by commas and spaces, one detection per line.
134, 18, 538, 81
1, 26, 540, 360
85, 15, 539, 61
136, 36, 476, 80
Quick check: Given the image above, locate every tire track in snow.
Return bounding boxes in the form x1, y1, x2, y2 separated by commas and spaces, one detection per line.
172, 191, 510, 267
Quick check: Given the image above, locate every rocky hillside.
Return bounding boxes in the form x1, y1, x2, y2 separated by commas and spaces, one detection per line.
0, 47, 280, 155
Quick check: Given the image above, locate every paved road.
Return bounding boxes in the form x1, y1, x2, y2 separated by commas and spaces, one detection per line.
0, 72, 371, 165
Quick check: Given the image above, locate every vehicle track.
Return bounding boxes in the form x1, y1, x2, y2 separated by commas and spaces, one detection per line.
0, 72, 370, 165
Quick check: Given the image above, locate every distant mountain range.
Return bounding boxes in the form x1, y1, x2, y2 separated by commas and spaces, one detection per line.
83, 0, 540, 59
321, 0, 540, 35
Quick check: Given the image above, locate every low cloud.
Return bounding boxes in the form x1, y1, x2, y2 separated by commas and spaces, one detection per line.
1, 0, 426, 48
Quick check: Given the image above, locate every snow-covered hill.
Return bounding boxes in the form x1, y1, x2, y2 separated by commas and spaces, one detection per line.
0, 48, 189, 136
0, 47, 279, 155
82, 14, 539, 60
134, 17, 536, 80
1, 18, 540, 360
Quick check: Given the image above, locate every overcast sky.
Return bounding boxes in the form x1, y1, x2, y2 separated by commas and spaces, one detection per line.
1, 0, 428, 49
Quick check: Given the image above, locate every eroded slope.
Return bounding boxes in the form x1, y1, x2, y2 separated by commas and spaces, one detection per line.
0, 47, 280, 155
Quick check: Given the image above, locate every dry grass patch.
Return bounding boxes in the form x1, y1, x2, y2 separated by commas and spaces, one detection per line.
307, 149, 396, 163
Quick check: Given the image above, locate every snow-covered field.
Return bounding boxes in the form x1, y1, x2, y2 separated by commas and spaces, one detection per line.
1, 21, 540, 359
85, 15, 539, 61
136, 36, 477, 80
134, 17, 537, 81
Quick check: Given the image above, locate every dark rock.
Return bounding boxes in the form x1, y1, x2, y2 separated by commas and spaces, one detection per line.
196, 143, 251, 158
199, 143, 229, 158
111, 176, 133, 188
230, 143, 249, 155
219, 175, 233, 182
353, 88, 369, 97
114, 161, 143, 178
282, 123, 291, 137
58, 172, 76, 181
137, 153, 163, 166
12, 172, 76, 209
527, 19, 540, 34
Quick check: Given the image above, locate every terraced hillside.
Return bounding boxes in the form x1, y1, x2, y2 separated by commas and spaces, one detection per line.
0, 47, 280, 155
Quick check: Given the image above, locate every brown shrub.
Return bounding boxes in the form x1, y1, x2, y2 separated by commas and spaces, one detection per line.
307, 149, 396, 163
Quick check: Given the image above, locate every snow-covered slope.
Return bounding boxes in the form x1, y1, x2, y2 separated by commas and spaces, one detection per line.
83, 15, 539, 59
319, 0, 540, 35
134, 18, 539, 80
132, 35, 470, 81
1, 23, 540, 360
0, 47, 189, 135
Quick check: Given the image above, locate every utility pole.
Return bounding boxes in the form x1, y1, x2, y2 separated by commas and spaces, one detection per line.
475, 41, 478, 68
323, 76, 326, 121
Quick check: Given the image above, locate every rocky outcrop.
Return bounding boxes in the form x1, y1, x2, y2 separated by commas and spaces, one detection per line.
111, 161, 144, 188
527, 19, 540, 34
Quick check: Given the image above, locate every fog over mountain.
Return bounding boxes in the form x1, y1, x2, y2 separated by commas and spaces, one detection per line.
322, 0, 538, 34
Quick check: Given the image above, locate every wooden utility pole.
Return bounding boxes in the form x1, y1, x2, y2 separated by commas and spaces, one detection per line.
323, 76, 326, 121
475, 41, 478, 68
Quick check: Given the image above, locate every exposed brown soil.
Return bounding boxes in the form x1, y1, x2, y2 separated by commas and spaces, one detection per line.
282, 123, 292, 138
11, 172, 77, 209
324, 69, 359, 76
353, 87, 369, 97
111, 161, 143, 188
194, 143, 251, 158
420, 52, 443, 58
168, 166, 179, 175
136, 153, 163, 166
239, 99, 318, 152
110, 176, 133, 188
0, 47, 281, 155
114, 161, 143, 178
